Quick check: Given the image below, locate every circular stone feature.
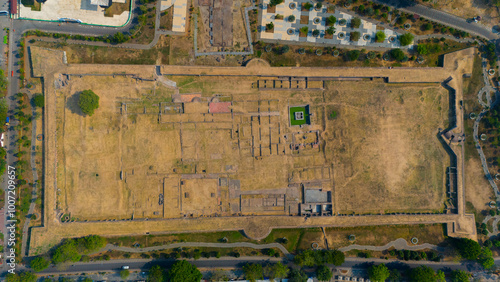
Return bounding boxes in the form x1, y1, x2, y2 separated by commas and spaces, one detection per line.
287, 28, 294, 35
265, 45, 272, 52
489, 69, 495, 76
363, 34, 370, 41
313, 17, 321, 24
404, 23, 411, 30
389, 36, 396, 43
411, 237, 418, 244
37, 134, 44, 141
481, 134, 487, 141
315, 49, 323, 56
469, 113, 477, 120
339, 19, 347, 26
332, 50, 340, 57
338, 32, 345, 39
417, 56, 425, 64
311, 242, 319, 249
298, 48, 305, 54
348, 235, 356, 241
289, 2, 296, 9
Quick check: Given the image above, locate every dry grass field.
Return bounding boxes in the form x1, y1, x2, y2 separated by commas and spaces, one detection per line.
323, 81, 449, 214
54, 73, 450, 222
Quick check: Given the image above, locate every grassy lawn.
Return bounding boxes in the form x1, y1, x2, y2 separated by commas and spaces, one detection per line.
289, 106, 310, 126
463, 53, 484, 159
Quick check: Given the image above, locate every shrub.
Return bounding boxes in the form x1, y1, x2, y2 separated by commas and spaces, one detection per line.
346, 50, 360, 61
424, 22, 433, 30
288, 15, 295, 22
350, 31, 360, 41
303, 2, 313, 10
30, 257, 50, 272
351, 17, 361, 28
327, 15, 336, 26
313, 29, 320, 37
32, 93, 44, 108
417, 44, 428, 55
399, 33, 414, 46
375, 31, 386, 42
300, 26, 309, 34
391, 49, 405, 61
78, 90, 100, 116
397, 16, 406, 25
326, 26, 336, 35
269, 0, 283, 7
266, 22, 274, 31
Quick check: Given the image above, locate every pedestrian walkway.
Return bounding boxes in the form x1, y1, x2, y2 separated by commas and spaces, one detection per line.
339, 238, 444, 252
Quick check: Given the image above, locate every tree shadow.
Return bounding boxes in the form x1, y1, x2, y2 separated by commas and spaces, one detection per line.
66, 92, 85, 116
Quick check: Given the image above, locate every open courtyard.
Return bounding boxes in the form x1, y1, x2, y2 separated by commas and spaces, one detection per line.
28, 47, 477, 254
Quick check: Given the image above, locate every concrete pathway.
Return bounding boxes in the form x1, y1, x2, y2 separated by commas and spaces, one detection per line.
102, 242, 290, 255
338, 238, 444, 252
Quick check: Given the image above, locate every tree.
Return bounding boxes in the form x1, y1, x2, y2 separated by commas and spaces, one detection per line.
52, 239, 82, 264
325, 250, 345, 266
391, 49, 405, 61
375, 31, 386, 42
78, 89, 100, 116
477, 247, 495, 269
368, 264, 390, 282
266, 22, 274, 31
30, 256, 50, 272
436, 270, 445, 282
408, 266, 437, 282
315, 2, 322, 9
264, 262, 289, 280
313, 29, 320, 37
327, 15, 336, 26
269, 0, 283, 7
167, 260, 202, 282
452, 238, 481, 260
326, 26, 336, 35
397, 16, 406, 25
424, 23, 433, 31
351, 17, 361, 28
300, 26, 309, 35
148, 265, 165, 282
243, 263, 263, 282
120, 269, 130, 279
417, 44, 429, 55
31, 93, 44, 108
303, 2, 313, 10
399, 33, 414, 46
281, 45, 290, 54
316, 265, 332, 281
288, 15, 295, 22
0, 69, 8, 91
346, 50, 360, 61
289, 268, 308, 282
350, 31, 361, 41
450, 270, 470, 282
6, 272, 37, 282
79, 235, 107, 252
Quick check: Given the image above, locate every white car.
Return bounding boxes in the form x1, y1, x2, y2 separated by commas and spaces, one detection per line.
1, 133, 5, 147
122, 265, 129, 270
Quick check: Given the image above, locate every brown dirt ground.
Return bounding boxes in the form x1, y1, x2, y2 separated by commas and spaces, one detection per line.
465, 157, 494, 212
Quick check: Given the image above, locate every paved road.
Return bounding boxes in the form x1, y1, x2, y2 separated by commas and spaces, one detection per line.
32, 256, 478, 276
373, 0, 499, 40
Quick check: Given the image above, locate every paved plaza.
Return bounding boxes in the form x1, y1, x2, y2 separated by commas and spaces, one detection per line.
19, 0, 130, 26
259, 0, 403, 48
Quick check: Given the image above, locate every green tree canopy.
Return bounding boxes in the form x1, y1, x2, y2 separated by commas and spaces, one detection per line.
148, 265, 166, 282
264, 262, 289, 280
368, 264, 390, 282
269, 0, 284, 7
120, 269, 130, 279
0, 69, 8, 91
243, 263, 263, 282
326, 26, 336, 35
346, 50, 360, 61
6, 272, 37, 282
351, 17, 361, 28
350, 31, 361, 41
78, 235, 107, 252
408, 266, 437, 282
375, 31, 386, 43
391, 48, 405, 61
478, 247, 495, 269
417, 44, 429, 55
300, 26, 309, 34
316, 265, 332, 281
266, 22, 274, 31
288, 15, 295, 22
399, 33, 414, 46
452, 238, 481, 260
52, 239, 82, 264
450, 270, 470, 282
327, 15, 336, 26
79, 89, 100, 116
32, 93, 44, 108
30, 256, 50, 272
289, 268, 308, 282
167, 260, 202, 282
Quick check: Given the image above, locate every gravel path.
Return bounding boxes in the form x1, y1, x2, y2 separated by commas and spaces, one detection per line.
102, 242, 290, 255
339, 238, 444, 252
